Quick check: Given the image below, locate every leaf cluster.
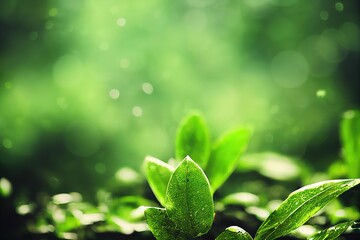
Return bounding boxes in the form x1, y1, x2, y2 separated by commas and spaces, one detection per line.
144, 113, 360, 240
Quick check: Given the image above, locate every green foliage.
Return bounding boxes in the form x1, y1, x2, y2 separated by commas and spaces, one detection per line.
206, 127, 253, 193
341, 110, 360, 178
254, 179, 360, 240
216, 226, 253, 240
144, 113, 360, 240
165, 157, 214, 237
145, 157, 214, 239
175, 113, 252, 193
308, 221, 354, 240
9, 112, 360, 240
144, 156, 174, 206
175, 113, 211, 169
145, 208, 186, 240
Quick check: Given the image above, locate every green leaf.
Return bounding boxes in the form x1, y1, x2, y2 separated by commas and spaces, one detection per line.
144, 156, 174, 206
254, 179, 360, 240
308, 221, 354, 240
165, 156, 214, 238
341, 110, 360, 178
216, 226, 253, 240
206, 127, 252, 193
144, 207, 187, 240
175, 113, 210, 169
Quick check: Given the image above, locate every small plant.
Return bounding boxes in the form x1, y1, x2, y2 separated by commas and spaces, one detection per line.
143, 112, 360, 240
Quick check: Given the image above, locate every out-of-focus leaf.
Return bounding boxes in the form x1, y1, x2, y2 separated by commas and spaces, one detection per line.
165, 157, 214, 238
220, 192, 260, 207
0, 178, 12, 197
216, 226, 253, 240
52, 192, 82, 205
325, 199, 360, 224
144, 156, 174, 206
104, 216, 148, 235
254, 179, 360, 240
341, 110, 360, 178
206, 127, 252, 193
107, 196, 157, 222
308, 221, 354, 240
238, 152, 307, 181
145, 207, 187, 240
175, 113, 211, 169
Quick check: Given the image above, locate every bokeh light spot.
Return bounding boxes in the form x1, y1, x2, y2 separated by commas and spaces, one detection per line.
109, 89, 120, 99
115, 167, 139, 183
116, 17, 126, 27
335, 2, 344, 12
316, 89, 326, 98
320, 11, 329, 21
271, 51, 309, 88
120, 58, 129, 68
16, 204, 34, 215
142, 82, 153, 94
0, 178, 12, 197
45, 21, 54, 30
4, 81, 12, 89
95, 163, 106, 174
2, 138, 13, 149
343, 110, 355, 119
132, 106, 143, 117
49, 8, 58, 17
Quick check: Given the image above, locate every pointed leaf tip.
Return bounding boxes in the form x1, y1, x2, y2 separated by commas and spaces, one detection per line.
165, 157, 214, 238
175, 113, 211, 169
144, 156, 174, 206
255, 179, 360, 240
206, 126, 253, 193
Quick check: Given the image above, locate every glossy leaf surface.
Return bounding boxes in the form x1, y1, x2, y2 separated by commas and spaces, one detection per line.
255, 179, 360, 240
144, 156, 174, 206
206, 127, 252, 193
165, 157, 214, 238
144, 207, 187, 240
175, 113, 210, 169
308, 221, 354, 240
216, 226, 253, 240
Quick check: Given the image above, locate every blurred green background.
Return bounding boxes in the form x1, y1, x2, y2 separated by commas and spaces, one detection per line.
0, 0, 359, 202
